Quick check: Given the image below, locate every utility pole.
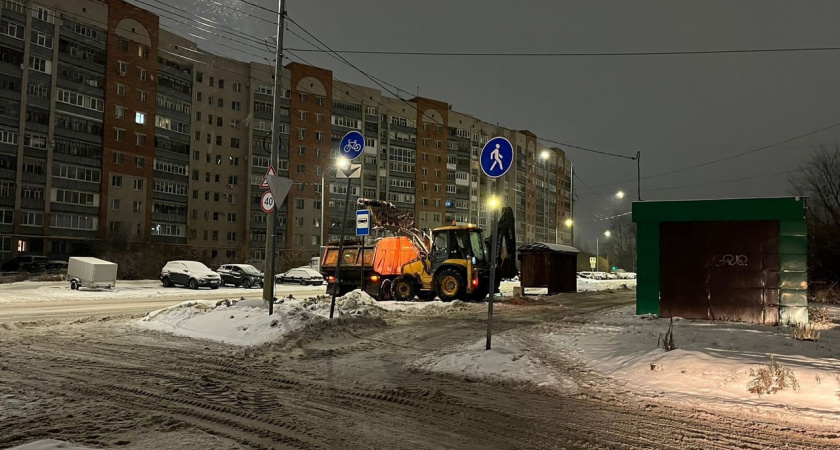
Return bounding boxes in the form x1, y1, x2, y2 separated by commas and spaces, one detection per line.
262, 0, 286, 311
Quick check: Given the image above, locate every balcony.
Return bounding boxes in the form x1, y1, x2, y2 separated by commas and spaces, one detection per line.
152, 212, 187, 223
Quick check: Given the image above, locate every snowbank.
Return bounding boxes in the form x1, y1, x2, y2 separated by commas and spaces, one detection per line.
7, 440, 93, 450
412, 333, 577, 390
538, 304, 840, 421
136, 291, 384, 346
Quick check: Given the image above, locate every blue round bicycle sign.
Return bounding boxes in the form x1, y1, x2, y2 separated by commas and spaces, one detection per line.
339, 131, 365, 161
480, 137, 514, 178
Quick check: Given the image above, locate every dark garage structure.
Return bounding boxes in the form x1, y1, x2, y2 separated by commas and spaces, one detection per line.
632, 197, 808, 325
517, 242, 580, 294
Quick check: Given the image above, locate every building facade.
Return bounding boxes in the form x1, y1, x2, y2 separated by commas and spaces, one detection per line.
0, 0, 573, 268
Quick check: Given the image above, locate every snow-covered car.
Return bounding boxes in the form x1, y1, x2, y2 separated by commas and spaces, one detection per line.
1, 254, 48, 272
579, 271, 609, 280
605, 273, 618, 280
618, 272, 637, 279
216, 264, 264, 288
160, 260, 221, 289
276, 267, 325, 285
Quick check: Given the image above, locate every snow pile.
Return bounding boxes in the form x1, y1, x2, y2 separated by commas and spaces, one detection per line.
576, 277, 636, 292
538, 305, 840, 420
7, 441, 93, 450
412, 334, 575, 389
137, 291, 384, 346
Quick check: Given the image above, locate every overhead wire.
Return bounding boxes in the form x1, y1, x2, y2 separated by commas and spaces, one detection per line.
285, 16, 446, 127
591, 119, 840, 189
580, 168, 806, 196
285, 46, 840, 57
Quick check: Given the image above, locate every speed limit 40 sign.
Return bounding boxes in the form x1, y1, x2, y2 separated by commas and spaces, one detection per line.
260, 190, 275, 213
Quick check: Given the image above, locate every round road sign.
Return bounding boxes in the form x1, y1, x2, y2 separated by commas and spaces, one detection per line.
339, 130, 365, 161
480, 137, 514, 178
260, 190, 275, 213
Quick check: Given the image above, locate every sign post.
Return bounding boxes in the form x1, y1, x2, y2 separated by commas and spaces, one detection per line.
262, 175, 292, 315
480, 136, 514, 350
329, 131, 366, 319
357, 209, 371, 292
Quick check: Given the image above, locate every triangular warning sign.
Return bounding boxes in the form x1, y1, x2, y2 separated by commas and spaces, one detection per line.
259, 165, 276, 189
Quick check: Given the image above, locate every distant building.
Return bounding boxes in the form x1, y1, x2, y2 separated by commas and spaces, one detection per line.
0, 0, 572, 268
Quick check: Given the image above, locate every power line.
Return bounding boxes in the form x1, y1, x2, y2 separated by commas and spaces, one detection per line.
137, 0, 273, 46
286, 46, 840, 58
592, 119, 840, 189
538, 137, 636, 160
133, 0, 275, 59
285, 16, 446, 127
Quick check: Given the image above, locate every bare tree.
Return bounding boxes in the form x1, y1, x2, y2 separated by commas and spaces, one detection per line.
790, 146, 840, 281
607, 213, 637, 272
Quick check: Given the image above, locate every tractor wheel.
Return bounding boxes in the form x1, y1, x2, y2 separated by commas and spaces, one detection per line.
378, 279, 393, 301
435, 268, 465, 302
391, 276, 417, 302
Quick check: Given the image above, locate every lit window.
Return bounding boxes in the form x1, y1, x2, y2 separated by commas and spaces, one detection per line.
135, 112, 145, 124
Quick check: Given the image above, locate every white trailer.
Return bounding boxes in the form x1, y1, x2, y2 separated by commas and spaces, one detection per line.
67, 257, 118, 290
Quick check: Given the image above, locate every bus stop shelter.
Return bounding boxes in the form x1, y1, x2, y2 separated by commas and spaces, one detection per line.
517, 242, 580, 295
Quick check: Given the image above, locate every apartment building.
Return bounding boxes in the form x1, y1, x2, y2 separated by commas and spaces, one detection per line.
0, 0, 572, 268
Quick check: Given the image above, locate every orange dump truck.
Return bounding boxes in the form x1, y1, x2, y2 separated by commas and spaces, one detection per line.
320, 236, 422, 300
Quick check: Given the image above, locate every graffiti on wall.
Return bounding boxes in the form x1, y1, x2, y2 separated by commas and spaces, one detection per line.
712, 254, 749, 267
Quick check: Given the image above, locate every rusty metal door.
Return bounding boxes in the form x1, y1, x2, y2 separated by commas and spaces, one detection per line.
660, 221, 779, 324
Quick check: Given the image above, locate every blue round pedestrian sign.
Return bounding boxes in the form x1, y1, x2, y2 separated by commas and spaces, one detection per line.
339, 131, 365, 161
480, 137, 514, 178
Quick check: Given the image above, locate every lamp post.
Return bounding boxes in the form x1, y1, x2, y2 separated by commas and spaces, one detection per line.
543, 153, 549, 242
596, 230, 611, 272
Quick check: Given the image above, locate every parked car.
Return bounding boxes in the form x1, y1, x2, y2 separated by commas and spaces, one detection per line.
216, 264, 264, 288
604, 272, 618, 280
1, 255, 48, 273
617, 272, 637, 279
45, 260, 69, 273
276, 267, 325, 285
578, 271, 608, 280
160, 260, 221, 289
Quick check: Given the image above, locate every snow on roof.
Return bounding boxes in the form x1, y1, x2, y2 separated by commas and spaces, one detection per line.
517, 242, 580, 254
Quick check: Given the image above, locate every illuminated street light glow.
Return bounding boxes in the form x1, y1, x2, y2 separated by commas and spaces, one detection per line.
487, 195, 500, 210
616, 191, 625, 199
540, 150, 550, 160
604, 230, 611, 237
335, 156, 350, 170
564, 218, 573, 228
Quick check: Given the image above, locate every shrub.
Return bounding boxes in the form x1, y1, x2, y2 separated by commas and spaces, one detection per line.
747, 355, 800, 395
808, 306, 831, 326
792, 323, 821, 341
657, 318, 676, 351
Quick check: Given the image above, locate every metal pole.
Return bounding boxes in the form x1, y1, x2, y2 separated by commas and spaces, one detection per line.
329, 176, 353, 319
569, 158, 574, 247
596, 236, 599, 272
360, 235, 365, 292
636, 150, 641, 201
320, 172, 325, 245
262, 0, 286, 314
543, 160, 547, 242
486, 180, 499, 350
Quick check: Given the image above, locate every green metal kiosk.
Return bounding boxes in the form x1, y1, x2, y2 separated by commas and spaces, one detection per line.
633, 197, 808, 325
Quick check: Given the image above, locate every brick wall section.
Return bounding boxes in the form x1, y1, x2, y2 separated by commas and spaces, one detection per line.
413, 97, 448, 227
287, 63, 332, 254
101, 0, 159, 240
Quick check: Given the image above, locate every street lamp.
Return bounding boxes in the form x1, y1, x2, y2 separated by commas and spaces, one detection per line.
616, 190, 625, 200
596, 230, 611, 272
540, 150, 550, 243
